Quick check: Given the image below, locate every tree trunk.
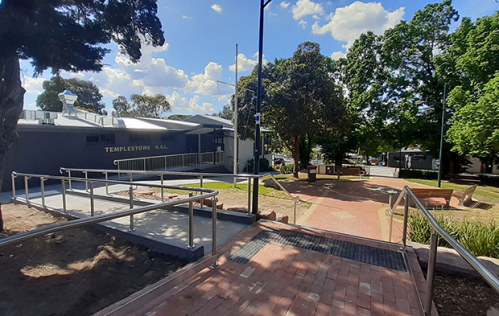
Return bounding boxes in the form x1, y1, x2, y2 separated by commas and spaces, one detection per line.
0, 55, 26, 231
292, 135, 301, 178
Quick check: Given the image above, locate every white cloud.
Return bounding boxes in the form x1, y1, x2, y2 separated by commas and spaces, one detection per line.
211, 4, 222, 13
280, 1, 290, 9
292, 0, 324, 20
188, 95, 215, 113
218, 95, 231, 105
312, 2, 404, 50
182, 15, 192, 20
229, 53, 258, 72
298, 19, 307, 29
22, 76, 45, 95
331, 51, 347, 60
186, 62, 232, 96
166, 91, 189, 109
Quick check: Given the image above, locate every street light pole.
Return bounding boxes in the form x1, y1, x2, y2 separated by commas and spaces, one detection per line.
252, 0, 271, 215
437, 84, 447, 188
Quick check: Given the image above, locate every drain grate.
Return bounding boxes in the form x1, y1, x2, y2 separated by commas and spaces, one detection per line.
229, 228, 406, 271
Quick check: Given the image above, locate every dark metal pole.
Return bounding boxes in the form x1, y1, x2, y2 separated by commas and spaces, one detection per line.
437, 84, 446, 188
253, 0, 270, 215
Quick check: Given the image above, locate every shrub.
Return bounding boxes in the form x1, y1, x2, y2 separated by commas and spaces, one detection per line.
280, 164, 294, 174
400, 169, 439, 179
408, 214, 498, 258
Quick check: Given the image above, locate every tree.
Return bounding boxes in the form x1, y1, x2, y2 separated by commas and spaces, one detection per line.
447, 74, 499, 172
168, 114, 192, 121
113, 94, 171, 118
213, 104, 233, 120
37, 76, 105, 114
264, 42, 345, 176
0, 0, 164, 231
438, 12, 499, 172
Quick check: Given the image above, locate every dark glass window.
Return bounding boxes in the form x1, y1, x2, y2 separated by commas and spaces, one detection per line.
100, 134, 115, 144
129, 133, 150, 143
86, 135, 99, 143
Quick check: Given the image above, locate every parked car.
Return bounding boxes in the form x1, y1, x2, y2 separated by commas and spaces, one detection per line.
274, 157, 285, 165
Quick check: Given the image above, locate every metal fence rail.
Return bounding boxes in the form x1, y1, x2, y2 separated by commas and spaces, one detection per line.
113, 151, 224, 172
400, 186, 499, 315
59, 167, 261, 215
7, 172, 219, 255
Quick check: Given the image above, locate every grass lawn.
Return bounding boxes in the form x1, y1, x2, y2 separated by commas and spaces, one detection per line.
404, 178, 499, 199
402, 178, 499, 224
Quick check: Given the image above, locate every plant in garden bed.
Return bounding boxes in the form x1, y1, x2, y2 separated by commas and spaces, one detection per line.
408, 214, 498, 258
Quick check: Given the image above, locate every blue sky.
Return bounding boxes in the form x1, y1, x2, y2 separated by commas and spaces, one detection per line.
20, 0, 498, 116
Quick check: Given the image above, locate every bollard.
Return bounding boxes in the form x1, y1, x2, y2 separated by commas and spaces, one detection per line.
188, 192, 194, 248
129, 186, 134, 231
425, 232, 439, 315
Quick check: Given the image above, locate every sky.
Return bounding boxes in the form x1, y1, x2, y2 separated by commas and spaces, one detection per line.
20, 0, 498, 116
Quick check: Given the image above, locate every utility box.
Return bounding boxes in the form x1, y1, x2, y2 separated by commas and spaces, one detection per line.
307, 165, 317, 182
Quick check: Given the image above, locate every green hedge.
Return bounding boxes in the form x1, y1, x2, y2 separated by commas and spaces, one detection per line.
399, 169, 439, 179
408, 214, 498, 258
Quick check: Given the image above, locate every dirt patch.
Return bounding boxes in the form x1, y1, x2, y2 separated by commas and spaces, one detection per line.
433, 272, 499, 316
0, 203, 185, 316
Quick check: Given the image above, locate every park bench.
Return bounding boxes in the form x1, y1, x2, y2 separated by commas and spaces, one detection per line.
452, 185, 478, 207
410, 188, 454, 209
338, 167, 365, 179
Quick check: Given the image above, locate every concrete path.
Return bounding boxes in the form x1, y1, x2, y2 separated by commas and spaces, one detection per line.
10, 181, 251, 258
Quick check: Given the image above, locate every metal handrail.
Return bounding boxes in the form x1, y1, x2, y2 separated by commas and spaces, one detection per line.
60, 167, 262, 215
401, 186, 499, 315
113, 152, 202, 164
7, 172, 219, 254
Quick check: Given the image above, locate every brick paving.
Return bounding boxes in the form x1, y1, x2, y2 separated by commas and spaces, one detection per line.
99, 221, 430, 316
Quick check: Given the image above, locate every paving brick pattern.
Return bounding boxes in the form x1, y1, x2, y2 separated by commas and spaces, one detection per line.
124, 221, 424, 316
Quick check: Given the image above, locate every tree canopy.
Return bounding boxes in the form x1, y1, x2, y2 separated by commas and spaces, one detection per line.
236, 42, 346, 176
36, 76, 105, 114
113, 94, 171, 118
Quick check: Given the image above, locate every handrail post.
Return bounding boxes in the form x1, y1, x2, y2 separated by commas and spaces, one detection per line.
212, 196, 217, 255
129, 186, 134, 231
68, 170, 72, 190
160, 174, 164, 202
199, 176, 204, 207
84, 171, 88, 191
90, 182, 95, 216
165, 156, 167, 170
388, 192, 394, 242
293, 197, 298, 225
104, 171, 109, 195
247, 177, 252, 215
11, 173, 16, 202
24, 176, 30, 207
188, 192, 194, 248
425, 232, 439, 315
61, 179, 67, 212
41, 178, 46, 208
402, 191, 409, 247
